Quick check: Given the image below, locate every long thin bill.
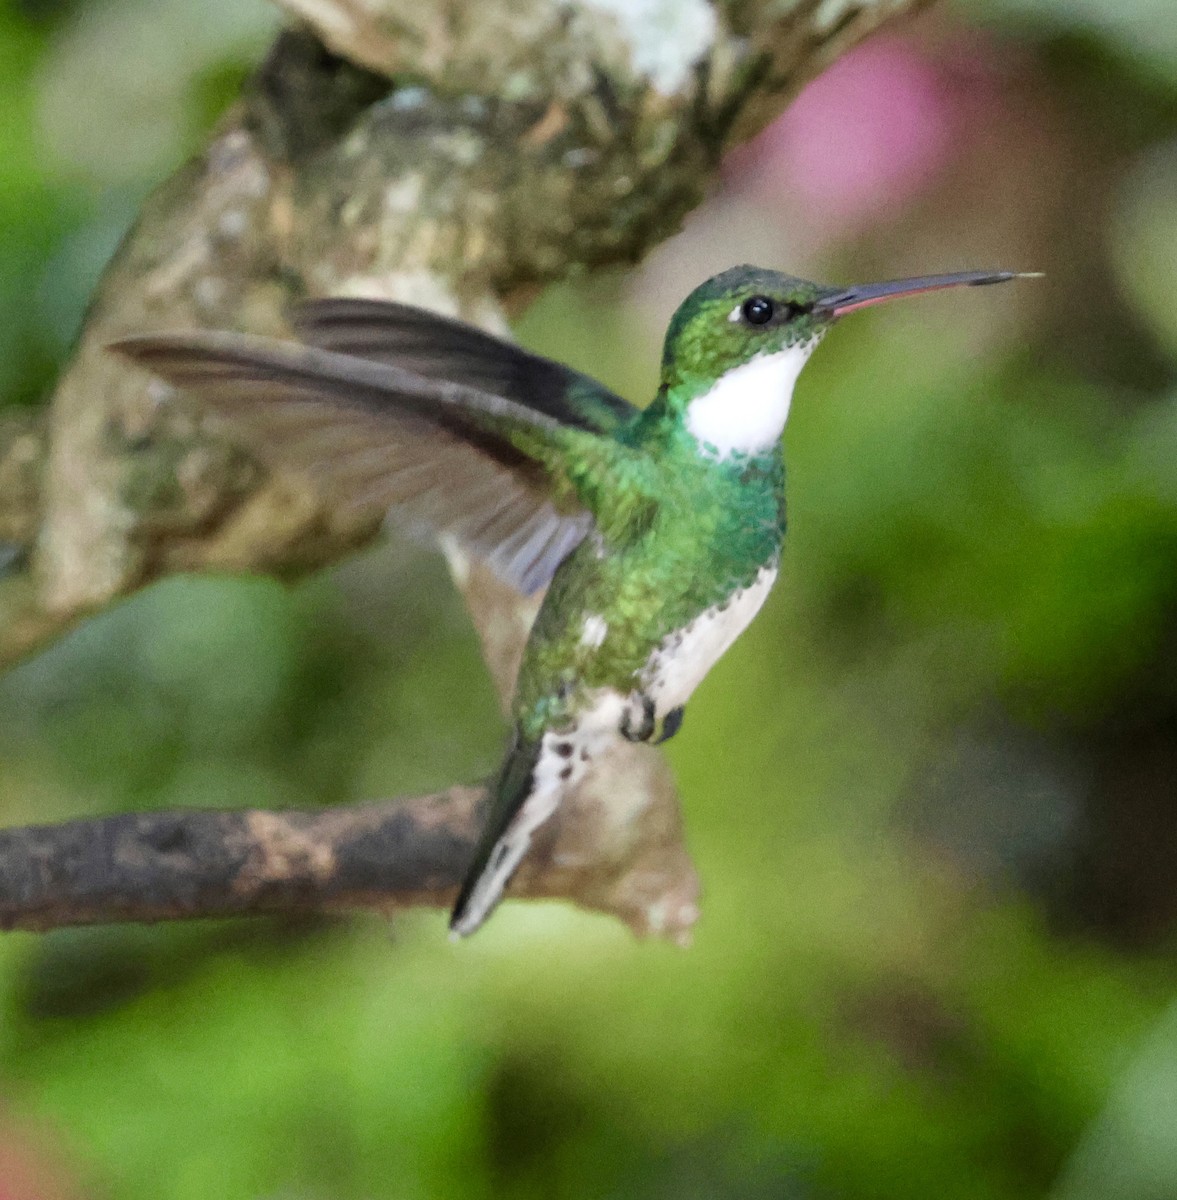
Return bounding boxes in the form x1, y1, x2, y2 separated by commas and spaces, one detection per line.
816, 271, 1039, 318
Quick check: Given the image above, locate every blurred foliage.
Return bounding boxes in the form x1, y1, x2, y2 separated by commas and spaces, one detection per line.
3, 0, 1177, 1197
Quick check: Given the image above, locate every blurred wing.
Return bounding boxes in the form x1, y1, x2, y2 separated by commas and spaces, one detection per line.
294, 298, 639, 436
110, 331, 596, 594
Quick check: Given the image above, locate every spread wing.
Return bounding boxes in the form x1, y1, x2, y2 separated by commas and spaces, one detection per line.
293, 298, 638, 436
110, 330, 636, 594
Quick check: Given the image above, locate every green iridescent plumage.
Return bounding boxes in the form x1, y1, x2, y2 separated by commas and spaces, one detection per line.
514, 429, 783, 738
657, 266, 826, 396
110, 263, 1026, 937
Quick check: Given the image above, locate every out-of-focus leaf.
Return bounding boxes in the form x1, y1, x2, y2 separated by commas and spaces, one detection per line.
1054, 1000, 1177, 1200
36, 0, 275, 187
1114, 141, 1177, 357
975, 0, 1177, 84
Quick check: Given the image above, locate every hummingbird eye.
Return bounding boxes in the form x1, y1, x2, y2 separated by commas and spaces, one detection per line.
741, 296, 775, 325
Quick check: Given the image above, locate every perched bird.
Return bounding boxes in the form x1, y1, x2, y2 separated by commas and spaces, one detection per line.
112, 265, 1030, 936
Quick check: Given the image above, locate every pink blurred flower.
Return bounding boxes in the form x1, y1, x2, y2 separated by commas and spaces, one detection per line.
0, 1120, 81, 1200
729, 37, 960, 237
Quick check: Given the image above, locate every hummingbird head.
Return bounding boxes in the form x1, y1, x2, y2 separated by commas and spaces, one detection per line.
657, 264, 1029, 460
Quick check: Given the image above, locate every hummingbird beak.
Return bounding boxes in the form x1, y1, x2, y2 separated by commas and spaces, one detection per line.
814, 271, 1040, 318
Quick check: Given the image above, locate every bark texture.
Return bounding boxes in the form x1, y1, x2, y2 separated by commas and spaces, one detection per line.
0, 767, 697, 941
0, 0, 926, 938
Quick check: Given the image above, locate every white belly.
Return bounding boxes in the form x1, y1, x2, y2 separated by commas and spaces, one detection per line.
641, 563, 777, 715
449, 568, 777, 937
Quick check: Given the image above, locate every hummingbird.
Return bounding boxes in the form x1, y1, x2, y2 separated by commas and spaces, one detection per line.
112, 264, 1029, 937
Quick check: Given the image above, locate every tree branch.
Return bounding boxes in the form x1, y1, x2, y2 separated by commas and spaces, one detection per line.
0, 0, 928, 939
0, 749, 699, 941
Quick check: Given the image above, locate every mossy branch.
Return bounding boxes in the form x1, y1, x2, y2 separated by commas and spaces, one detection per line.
0, 0, 926, 939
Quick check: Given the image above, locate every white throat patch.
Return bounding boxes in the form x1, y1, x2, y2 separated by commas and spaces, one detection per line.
685, 342, 816, 459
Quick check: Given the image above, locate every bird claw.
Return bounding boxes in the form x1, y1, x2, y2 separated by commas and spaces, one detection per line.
654, 706, 685, 744
620, 696, 685, 745
620, 694, 656, 743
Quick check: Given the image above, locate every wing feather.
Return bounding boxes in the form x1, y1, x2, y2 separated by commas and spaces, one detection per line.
294, 298, 639, 435
110, 331, 600, 593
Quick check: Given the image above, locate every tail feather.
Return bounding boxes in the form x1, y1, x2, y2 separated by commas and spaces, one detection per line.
450, 732, 552, 938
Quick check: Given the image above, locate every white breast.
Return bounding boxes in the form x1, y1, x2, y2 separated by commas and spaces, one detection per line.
685, 342, 816, 459
641, 564, 778, 714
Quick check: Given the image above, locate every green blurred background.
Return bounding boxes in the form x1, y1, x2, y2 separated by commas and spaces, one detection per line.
3, 0, 1177, 1196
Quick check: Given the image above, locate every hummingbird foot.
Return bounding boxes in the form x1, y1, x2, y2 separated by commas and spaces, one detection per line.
653, 706, 685, 744
619, 694, 657, 743
619, 696, 685, 745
